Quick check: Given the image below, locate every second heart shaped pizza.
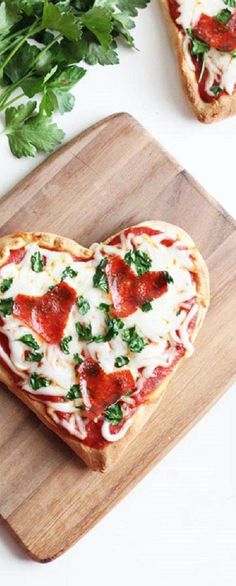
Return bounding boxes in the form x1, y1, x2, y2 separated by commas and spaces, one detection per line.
0, 222, 209, 470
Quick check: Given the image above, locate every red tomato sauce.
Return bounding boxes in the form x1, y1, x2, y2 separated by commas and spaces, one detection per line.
109, 227, 163, 246
168, 0, 182, 30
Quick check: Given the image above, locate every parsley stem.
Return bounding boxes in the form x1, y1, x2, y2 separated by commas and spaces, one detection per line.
0, 22, 42, 77
0, 25, 33, 57
0, 32, 62, 112
2, 92, 25, 109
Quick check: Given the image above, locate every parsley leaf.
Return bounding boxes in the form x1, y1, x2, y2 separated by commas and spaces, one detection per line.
0, 0, 150, 159
18, 334, 40, 350
215, 8, 231, 23
187, 29, 209, 56
42, 2, 82, 41
122, 326, 146, 353
164, 271, 174, 284
140, 301, 152, 312
104, 403, 123, 424
60, 335, 72, 354
0, 2, 20, 36
210, 84, 223, 95
77, 295, 90, 315
31, 250, 44, 272
124, 249, 152, 275
66, 384, 81, 400
93, 257, 109, 292
76, 321, 93, 342
30, 372, 51, 390
82, 6, 113, 49
114, 355, 129, 367
0, 297, 13, 316
5, 103, 64, 158
73, 352, 83, 365
39, 65, 86, 116
94, 316, 124, 342
25, 351, 44, 362
61, 266, 78, 280
0, 278, 13, 293
97, 302, 111, 313
5, 43, 40, 85
224, 0, 236, 6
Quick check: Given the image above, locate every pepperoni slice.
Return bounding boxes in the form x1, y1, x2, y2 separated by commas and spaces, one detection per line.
1, 247, 26, 268
105, 256, 168, 317
193, 12, 236, 52
105, 256, 137, 317
13, 282, 77, 344
135, 271, 168, 306
77, 358, 135, 418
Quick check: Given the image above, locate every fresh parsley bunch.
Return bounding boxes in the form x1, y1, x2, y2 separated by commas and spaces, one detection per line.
0, 0, 149, 158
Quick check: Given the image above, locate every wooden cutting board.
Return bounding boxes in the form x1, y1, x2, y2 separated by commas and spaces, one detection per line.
0, 113, 235, 562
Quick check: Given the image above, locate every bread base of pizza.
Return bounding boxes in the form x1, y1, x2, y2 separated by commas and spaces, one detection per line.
160, 1, 236, 123
0, 223, 209, 471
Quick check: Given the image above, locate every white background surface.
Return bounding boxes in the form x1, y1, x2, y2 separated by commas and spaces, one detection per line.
0, 2, 235, 584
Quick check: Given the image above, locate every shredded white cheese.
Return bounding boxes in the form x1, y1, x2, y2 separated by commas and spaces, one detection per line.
0, 227, 199, 444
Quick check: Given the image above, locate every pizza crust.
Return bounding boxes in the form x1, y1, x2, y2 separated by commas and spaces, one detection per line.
0, 224, 209, 471
159, 0, 236, 123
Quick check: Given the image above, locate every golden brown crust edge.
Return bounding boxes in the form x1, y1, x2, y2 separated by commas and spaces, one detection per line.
0, 225, 209, 471
159, 0, 236, 123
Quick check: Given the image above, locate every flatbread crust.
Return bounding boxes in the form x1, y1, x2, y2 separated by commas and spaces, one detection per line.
159, 0, 236, 123
0, 224, 209, 471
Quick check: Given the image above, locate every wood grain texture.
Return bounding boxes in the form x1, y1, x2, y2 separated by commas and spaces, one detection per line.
0, 113, 235, 562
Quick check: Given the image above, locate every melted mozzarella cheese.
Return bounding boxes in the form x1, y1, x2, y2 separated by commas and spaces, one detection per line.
176, 0, 226, 29
0, 229, 199, 444
101, 418, 132, 442
203, 50, 236, 96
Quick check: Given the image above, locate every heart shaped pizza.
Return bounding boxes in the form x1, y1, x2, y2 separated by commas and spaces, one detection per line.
0, 222, 209, 471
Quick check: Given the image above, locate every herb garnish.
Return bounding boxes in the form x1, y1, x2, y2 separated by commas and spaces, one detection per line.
18, 334, 40, 350
0, 297, 13, 316
25, 351, 44, 362
186, 28, 209, 56
31, 251, 44, 272
0, 278, 13, 293
0, 0, 149, 158
124, 249, 152, 275
60, 335, 72, 354
215, 8, 231, 23
73, 352, 83, 365
122, 326, 146, 353
61, 266, 78, 281
77, 295, 90, 315
93, 258, 109, 292
66, 384, 81, 400
105, 403, 123, 424
30, 372, 51, 390
75, 321, 93, 342
114, 355, 129, 368
140, 301, 152, 312
164, 271, 174, 284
